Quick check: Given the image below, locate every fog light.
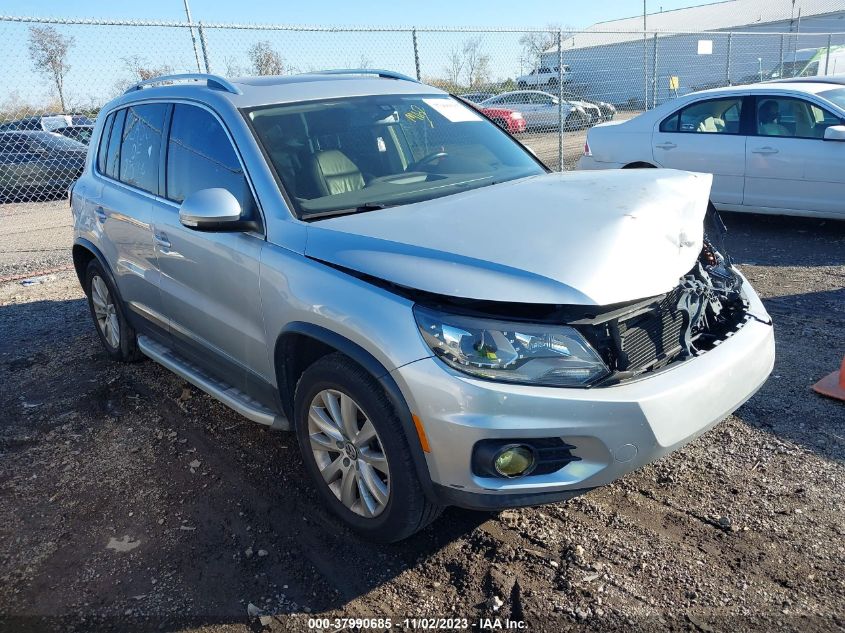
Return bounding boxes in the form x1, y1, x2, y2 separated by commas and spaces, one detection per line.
493, 445, 536, 477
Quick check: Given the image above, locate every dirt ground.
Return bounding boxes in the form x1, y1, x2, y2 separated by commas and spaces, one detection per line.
0, 199, 843, 633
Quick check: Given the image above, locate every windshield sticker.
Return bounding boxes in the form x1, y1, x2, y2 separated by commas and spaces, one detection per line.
405, 105, 434, 128
423, 98, 482, 123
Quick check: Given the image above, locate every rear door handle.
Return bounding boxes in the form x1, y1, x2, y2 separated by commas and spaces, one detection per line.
95, 206, 107, 223
751, 146, 779, 155
655, 142, 677, 150
154, 231, 171, 249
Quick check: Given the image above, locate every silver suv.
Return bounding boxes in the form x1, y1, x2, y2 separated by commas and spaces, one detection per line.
71, 71, 775, 542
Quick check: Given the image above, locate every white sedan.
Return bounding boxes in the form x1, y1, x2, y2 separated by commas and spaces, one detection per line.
577, 80, 845, 219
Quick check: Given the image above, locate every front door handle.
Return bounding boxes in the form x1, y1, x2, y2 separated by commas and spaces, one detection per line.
655, 142, 677, 150
751, 146, 779, 155
154, 232, 171, 249
95, 206, 107, 223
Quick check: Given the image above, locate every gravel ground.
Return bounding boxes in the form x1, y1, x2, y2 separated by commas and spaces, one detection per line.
0, 200, 843, 633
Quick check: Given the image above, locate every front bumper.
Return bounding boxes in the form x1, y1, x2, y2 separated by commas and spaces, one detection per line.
392, 281, 774, 509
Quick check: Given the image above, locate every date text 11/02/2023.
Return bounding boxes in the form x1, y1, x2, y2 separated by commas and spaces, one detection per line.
306, 617, 528, 630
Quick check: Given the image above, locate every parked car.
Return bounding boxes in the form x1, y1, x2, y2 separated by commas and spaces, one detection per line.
457, 97, 527, 134
560, 91, 617, 121
0, 114, 95, 133
577, 80, 845, 219
53, 125, 95, 145
459, 92, 495, 104
0, 130, 87, 201
516, 65, 571, 89
764, 45, 845, 80
480, 90, 589, 130
71, 70, 774, 542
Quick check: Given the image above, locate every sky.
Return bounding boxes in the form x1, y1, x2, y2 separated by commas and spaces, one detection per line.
1, 0, 715, 110
5, 0, 712, 30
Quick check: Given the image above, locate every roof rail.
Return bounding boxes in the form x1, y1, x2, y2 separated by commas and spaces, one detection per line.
124, 73, 243, 95
308, 69, 419, 83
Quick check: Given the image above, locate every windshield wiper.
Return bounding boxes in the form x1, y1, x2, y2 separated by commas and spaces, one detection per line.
304, 202, 394, 220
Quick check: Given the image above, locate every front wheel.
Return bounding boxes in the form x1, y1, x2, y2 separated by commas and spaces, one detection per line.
293, 353, 441, 542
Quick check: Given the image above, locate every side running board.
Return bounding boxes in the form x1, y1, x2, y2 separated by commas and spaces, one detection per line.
137, 335, 289, 431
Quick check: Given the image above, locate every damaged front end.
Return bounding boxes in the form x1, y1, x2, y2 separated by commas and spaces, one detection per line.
575, 240, 750, 385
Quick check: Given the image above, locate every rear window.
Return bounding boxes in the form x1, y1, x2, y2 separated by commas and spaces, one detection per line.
119, 104, 168, 195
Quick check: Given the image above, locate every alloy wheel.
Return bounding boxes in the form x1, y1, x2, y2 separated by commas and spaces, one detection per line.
91, 275, 120, 349
307, 389, 391, 518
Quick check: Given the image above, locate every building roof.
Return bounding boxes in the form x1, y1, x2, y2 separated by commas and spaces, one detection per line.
549, 0, 845, 51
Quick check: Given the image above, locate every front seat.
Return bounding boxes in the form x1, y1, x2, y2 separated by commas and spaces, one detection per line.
311, 149, 365, 196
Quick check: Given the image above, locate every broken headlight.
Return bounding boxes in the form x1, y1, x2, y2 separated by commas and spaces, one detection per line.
414, 306, 609, 387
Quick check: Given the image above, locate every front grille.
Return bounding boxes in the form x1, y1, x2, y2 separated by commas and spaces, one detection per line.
616, 288, 685, 372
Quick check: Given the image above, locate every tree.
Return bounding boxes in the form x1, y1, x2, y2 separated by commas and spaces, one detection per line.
443, 45, 464, 89
27, 26, 74, 112
123, 55, 173, 82
462, 37, 491, 89
248, 41, 284, 76
519, 25, 572, 72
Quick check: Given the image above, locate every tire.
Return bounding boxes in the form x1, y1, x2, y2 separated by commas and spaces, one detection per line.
84, 259, 143, 362
293, 352, 442, 542
548, 77, 559, 88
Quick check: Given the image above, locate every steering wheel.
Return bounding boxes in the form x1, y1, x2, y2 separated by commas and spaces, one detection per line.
407, 151, 448, 171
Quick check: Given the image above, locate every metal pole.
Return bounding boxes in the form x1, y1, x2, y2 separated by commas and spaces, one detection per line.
651, 33, 658, 109
182, 0, 203, 73
725, 32, 733, 86
557, 28, 564, 172
825, 33, 832, 75
412, 28, 421, 81
198, 22, 211, 73
643, 0, 648, 110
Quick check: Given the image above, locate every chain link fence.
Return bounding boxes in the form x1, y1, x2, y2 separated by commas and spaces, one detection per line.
1, 14, 844, 203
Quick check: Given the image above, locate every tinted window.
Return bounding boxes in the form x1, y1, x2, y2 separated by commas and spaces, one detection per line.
166, 104, 252, 211
119, 104, 168, 194
97, 113, 114, 173
0, 133, 27, 152
104, 109, 126, 179
660, 97, 743, 134
755, 96, 840, 139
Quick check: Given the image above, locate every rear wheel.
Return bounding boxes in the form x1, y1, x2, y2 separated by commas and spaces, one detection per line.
293, 353, 441, 542
84, 259, 142, 362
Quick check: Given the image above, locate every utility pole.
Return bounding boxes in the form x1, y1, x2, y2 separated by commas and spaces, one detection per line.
183, 0, 203, 73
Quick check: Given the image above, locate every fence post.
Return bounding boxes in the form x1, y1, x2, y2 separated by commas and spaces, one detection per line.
412, 28, 421, 81
557, 28, 564, 172
825, 33, 832, 75
725, 32, 733, 86
198, 22, 211, 73
651, 33, 658, 108
182, 0, 203, 73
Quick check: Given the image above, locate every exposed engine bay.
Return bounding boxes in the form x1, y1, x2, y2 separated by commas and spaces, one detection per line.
574, 239, 750, 385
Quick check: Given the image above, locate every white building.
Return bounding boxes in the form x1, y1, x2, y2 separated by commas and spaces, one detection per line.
541, 0, 845, 107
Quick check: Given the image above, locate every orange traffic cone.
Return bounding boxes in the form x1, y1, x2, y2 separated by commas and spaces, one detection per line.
812, 355, 845, 402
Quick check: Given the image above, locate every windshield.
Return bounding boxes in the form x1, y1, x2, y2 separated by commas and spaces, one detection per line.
819, 88, 845, 111
248, 94, 545, 219
765, 60, 813, 79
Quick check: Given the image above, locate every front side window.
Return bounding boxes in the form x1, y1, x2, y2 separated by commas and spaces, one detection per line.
119, 104, 168, 194
660, 97, 743, 134
248, 94, 545, 219
166, 104, 254, 213
755, 96, 841, 139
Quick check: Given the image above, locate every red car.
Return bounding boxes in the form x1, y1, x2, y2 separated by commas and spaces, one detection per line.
480, 106, 527, 134
458, 97, 527, 134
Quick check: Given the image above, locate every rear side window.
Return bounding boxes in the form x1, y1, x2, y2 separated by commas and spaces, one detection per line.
165, 104, 253, 211
119, 104, 168, 194
660, 97, 743, 134
96, 113, 115, 174
104, 109, 126, 179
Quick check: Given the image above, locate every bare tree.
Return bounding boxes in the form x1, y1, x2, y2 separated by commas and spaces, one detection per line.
248, 41, 285, 76
462, 37, 491, 89
27, 26, 74, 111
519, 25, 572, 72
443, 45, 464, 89
123, 55, 173, 82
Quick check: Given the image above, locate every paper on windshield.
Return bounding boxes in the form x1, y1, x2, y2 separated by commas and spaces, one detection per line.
423, 98, 482, 123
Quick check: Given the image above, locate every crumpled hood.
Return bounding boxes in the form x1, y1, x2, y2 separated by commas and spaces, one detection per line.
305, 169, 712, 306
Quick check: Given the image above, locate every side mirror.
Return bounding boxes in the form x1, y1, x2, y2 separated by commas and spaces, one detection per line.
823, 125, 845, 141
178, 188, 258, 232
